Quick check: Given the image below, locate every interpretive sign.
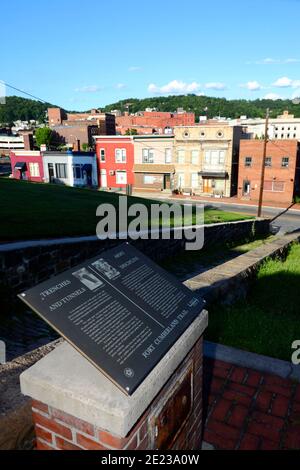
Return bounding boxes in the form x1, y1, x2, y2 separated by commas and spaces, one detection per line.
19, 244, 205, 395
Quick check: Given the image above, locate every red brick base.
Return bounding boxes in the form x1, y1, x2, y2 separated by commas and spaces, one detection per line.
32, 338, 203, 451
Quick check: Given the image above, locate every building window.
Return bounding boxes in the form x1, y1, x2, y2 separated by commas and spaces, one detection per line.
55, 163, 67, 179
165, 148, 172, 164
144, 175, 156, 184
287, 134, 290, 138
191, 172, 199, 188
115, 148, 126, 163
177, 173, 185, 188
191, 150, 199, 165
245, 157, 252, 167
116, 171, 127, 184
142, 148, 154, 163
177, 150, 185, 164
275, 134, 278, 138
183, 131, 189, 138
264, 180, 285, 192
282, 157, 289, 168
29, 162, 40, 177
265, 157, 272, 167
219, 151, 225, 164
204, 150, 225, 166
294, 134, 297, 138
73, 164, 82, 179
100, 149, 105, 162
217, 130, 224, 138
200, 131, 206, 138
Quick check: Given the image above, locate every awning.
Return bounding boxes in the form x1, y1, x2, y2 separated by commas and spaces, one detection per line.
199, 171, 228, 178
134, 164, 175, 174
82, 164, 92, 172
14, 162, 27, 170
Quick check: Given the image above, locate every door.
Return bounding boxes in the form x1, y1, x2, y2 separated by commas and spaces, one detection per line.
101, 169, 107, 188
48, 163, 55, 183
164, 174, 171, 190
242, 179, 251, 197
203, 178, 212, 194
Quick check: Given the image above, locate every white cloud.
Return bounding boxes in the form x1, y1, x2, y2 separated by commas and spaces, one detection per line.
116, 83, 126, 89
292, 89, 300, 99
204, 82, 226, 90
241, 81, 263, 91
248, 58, 300, 65
75, 85, 102, 93
148, 80, 201, 95
129, 66, 142, 72
273, 76, 300, 88
264, 93, 283, 100
285, 58, 300, 63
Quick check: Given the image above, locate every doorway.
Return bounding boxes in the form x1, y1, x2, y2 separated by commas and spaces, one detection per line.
48, 163, 55, 183
164, 174, 171, 190
242, 179, 251, 197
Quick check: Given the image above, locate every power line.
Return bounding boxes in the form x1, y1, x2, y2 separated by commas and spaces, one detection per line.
2, 81, 50, 104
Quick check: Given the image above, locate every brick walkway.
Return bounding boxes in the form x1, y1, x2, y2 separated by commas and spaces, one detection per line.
202, 358, 300, 450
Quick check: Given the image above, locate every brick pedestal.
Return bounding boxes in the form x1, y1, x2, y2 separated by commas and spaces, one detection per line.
20, 311, 208, 451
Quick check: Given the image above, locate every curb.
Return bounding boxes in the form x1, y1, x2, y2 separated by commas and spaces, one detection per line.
204, 341, 300, 382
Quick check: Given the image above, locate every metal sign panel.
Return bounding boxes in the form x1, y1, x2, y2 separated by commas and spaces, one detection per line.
19, 244, 204, 395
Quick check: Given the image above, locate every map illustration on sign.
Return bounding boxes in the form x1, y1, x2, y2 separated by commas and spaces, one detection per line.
19, 244, 205, 395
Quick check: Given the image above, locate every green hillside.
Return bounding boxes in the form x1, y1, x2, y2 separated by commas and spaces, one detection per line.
0, 96, 54, 125
103, 95, 300, 120
1, 94, 300, 126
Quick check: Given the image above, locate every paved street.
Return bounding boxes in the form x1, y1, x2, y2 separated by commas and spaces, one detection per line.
133, 192, 300, 234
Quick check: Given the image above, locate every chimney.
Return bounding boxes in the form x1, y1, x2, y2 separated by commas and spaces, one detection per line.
23, 132, 34, 150
74, 139, 81, 152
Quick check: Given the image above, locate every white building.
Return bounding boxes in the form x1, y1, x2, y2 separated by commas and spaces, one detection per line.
42, 151, 98, 188
0, 134, 25, 150
230, 111, 300, 140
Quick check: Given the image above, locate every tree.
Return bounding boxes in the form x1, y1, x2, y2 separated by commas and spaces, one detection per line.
35, 127, 53, 148
82, 143, 90, 151
125, 128, 138, 135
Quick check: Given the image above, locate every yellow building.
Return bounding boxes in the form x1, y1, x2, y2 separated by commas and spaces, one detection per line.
173, 125, 244, 197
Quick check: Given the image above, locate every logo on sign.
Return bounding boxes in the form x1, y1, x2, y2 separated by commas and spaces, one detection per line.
124, 368, 135, 378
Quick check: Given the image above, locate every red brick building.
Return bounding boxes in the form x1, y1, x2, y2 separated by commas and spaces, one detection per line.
116, 111, 195, 135
94, 136, 135, 189
48, 108, 116, 150
238, 140, 300, 205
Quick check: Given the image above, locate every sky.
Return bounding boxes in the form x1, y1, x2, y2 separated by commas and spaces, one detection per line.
2, 0, 300, 110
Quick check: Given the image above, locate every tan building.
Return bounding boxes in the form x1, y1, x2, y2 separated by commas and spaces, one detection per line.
174, 125, 245, 197
133, 135, 175, 191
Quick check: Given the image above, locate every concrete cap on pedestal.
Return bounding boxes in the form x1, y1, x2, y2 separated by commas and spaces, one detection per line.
20, 310, 208, 438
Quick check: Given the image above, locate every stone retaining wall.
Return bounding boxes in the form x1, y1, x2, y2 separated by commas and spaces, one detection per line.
184, 231, 300, 306
0, 219, 269, 301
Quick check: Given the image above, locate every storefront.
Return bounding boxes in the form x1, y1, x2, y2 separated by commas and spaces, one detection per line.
133, 164, 175, 191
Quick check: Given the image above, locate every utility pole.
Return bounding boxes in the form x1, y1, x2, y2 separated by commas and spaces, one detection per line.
257, 108, 270, 217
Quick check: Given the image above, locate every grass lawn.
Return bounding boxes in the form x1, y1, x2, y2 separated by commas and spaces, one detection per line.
206, 243, 300, 361
0, 178, 252, 241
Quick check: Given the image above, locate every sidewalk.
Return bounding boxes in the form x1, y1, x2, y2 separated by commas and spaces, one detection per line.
202, 356, 300, 450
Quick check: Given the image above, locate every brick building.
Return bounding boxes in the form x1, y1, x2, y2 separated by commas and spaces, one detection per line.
48, 108, 116, 150
94, 136, 135, 189
116, 110, 195, 136
238, 140, 300, 205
